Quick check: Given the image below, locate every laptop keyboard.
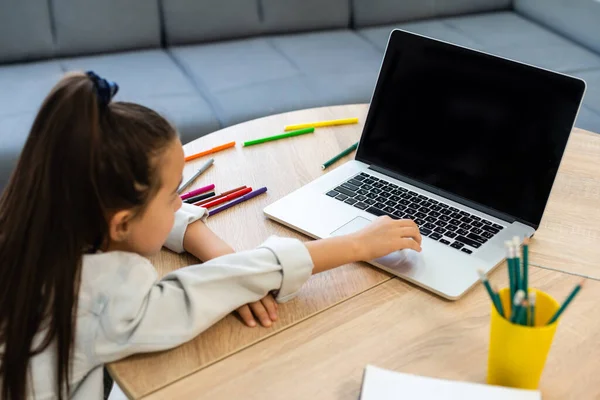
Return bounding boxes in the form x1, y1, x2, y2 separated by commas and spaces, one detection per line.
325, 172, 504, 254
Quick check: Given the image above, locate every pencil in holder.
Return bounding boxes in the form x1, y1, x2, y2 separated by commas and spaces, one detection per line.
487, 288, 560, 389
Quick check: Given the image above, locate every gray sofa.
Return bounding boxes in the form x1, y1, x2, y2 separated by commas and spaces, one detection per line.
2, 0, 600, 190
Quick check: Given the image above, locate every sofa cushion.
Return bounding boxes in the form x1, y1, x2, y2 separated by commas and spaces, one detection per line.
0, 0, 54, 63
208, 72, 379, 127
206, 76, 322, 126
351, 0, 510, 27
359, 20, 481, 52
161, 0, 351, 45
51, 0, 161, 56
515, 0, 600, 55
352, 0, 436, 27
443, 12, 600, 73
161, 0, 262, 45
0, 61, 65, 117
303, 72, 378, 106
133, 96, 221, 144
435, 0, 511, 17
170, 38, 298, 95
444, 12, 572, 47
360, 12, 600, 74
260, 0, 350, 33
61, 50, 196, 99
268, 30, 381, 75
61, 50, 220, 143
575, 105, 600, 133
170, 30, 381, 125
0, 112, 35, 190
171, 38, 310, 126
574, 70, 600, 115
0, 61, 64, 190
269, 30, 380, 106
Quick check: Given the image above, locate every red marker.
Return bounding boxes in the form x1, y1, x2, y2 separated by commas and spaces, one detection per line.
193, 186, 247, 206
199, 187, 252, 208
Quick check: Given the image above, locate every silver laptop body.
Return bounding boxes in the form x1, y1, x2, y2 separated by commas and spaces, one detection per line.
264, 29, 586, 300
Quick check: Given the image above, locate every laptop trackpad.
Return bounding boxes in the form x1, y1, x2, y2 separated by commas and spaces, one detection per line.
330, 216, 421, 274
330, 216, 372, 236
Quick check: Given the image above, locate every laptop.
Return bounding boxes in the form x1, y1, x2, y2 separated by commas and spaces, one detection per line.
264, 29, 586, 299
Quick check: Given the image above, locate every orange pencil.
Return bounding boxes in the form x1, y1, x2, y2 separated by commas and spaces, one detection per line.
185, 141, 235, 162
193, 186, 247, 206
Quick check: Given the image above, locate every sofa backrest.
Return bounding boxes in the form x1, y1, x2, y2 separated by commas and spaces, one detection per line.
515, 0, 600, 54
161, 0, 262, 45
3, 0, 521, 62
160, 0, 351, 46
0, 0, 55, 63
260, 0, 350, 34
51, 0, 162, 56
351, 0, 512, 27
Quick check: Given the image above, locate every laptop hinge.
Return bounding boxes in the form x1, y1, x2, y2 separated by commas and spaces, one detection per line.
367, 165, 538, 230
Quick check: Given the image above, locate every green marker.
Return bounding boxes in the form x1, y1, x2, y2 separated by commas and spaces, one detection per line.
529, 291, 536, 326
513, 300, 528, 326
512, 249, 527, 322
505, 242, 516, 306
513, 237, 523, 294
523, 238, 529, 301
512, 237, 528, 324
546, 280, 585, 325
510, 290, 525, 323
513, 243, 521, 293
243, 127, 315, 147
321, 142, 359, 170
478, 269, 504, 317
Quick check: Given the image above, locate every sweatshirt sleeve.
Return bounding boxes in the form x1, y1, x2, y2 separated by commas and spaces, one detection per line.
91, 236, 313, 363
164, 203, 208, 253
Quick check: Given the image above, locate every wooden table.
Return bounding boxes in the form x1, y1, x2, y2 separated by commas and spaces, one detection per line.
146, 266, 599, 400
109, 104, 600, 399
528, 128, 600, 279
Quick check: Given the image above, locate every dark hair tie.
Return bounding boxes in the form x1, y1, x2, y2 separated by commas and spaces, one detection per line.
86, 71, 119, 108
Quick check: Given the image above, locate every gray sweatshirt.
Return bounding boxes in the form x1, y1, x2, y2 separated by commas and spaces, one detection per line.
17, 204, 314, 399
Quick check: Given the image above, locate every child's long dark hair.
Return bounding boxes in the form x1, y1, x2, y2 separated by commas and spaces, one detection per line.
0, 72, 176, 399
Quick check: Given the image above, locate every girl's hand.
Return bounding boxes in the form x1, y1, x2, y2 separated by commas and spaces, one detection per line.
351, 217, 422, 260
306, 216, 423, 274
236, 293, 278, 327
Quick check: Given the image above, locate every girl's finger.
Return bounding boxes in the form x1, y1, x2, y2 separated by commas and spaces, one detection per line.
396, 218, 419, 228
398, 226, 423, 245
250, 301, 272, 327
398, 238, 422, 252
236, 305, 257, 327
261, 295, 278, 321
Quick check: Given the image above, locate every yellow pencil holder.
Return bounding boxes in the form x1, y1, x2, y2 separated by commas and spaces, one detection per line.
487, 288, 560, 389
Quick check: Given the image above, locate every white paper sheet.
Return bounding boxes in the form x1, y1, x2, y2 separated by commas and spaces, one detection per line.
360, 365, 541, 400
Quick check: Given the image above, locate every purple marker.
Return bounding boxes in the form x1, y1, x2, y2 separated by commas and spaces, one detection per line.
209, 187, 268, 216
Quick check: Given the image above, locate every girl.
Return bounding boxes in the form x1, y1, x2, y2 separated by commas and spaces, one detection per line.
0, 72, 422, 400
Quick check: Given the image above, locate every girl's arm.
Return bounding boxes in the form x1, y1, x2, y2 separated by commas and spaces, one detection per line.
91, 236, 314, 363
183, 221, 279, 328
182, 215, 422, 327
183, 219, 236, 261
184, 221, 377, 273
184, 215, 422, 275
91, 216, 420, 364
165, 204, 280, 327
168, 204, 423, 273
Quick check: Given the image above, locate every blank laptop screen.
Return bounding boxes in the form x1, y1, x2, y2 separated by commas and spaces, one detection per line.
356, 29, 585, 227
